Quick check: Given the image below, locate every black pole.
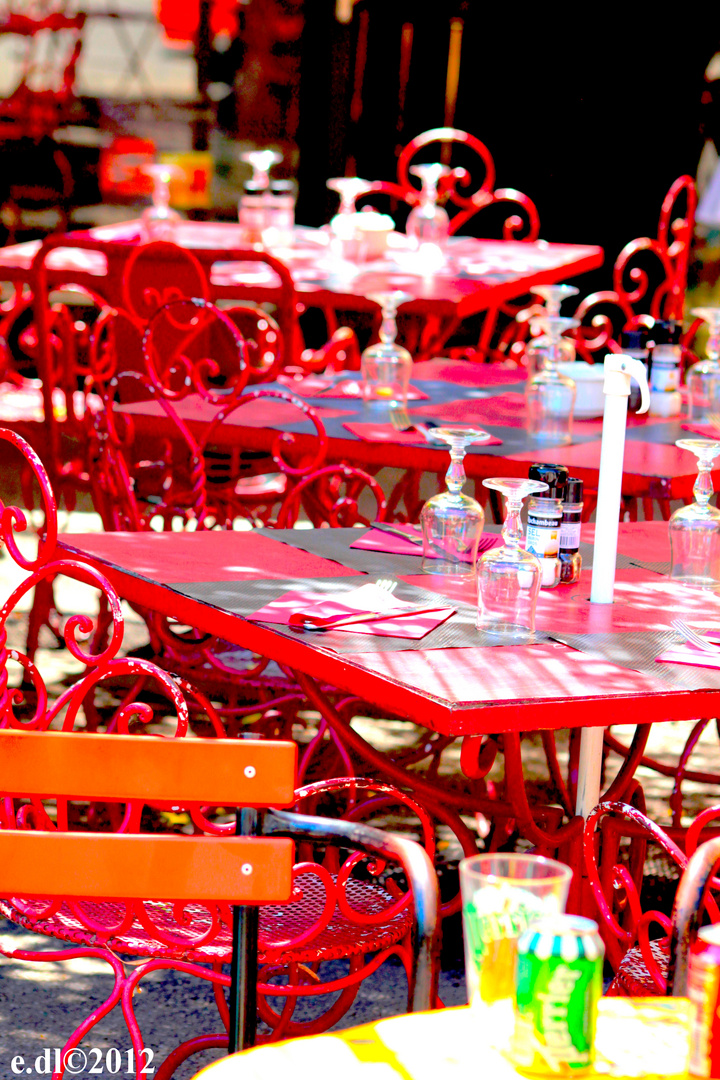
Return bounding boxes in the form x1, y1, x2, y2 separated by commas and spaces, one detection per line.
227, 807, 259, 1054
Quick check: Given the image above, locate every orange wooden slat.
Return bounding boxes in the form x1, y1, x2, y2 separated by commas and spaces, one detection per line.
0, 731, 297, 807
0, 833, 294, 902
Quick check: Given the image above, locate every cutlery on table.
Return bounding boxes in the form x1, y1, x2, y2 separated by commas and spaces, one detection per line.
389, 405, 434, 438
671, 618, 720, 652
370, 521, 424, 545
288, 577, 448, 632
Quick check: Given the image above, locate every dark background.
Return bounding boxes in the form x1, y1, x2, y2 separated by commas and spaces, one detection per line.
295, 1, 717, 293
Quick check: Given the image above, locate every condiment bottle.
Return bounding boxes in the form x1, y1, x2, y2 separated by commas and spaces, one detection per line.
526, 463, 568, 589
621, 329, 650, 413
559, 477, 583, 584
648, 320, 682, 417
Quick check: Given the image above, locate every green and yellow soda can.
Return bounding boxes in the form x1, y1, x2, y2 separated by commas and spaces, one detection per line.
512, 914, 604, 1077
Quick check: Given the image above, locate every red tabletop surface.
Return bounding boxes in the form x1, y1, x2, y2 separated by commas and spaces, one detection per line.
0, 222, 603, 319
56, 523, 720, 737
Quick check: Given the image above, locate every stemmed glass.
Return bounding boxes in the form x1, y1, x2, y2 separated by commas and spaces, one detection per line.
327, 176, 372, 235
687, 307, 720, 423
360, 291, 413, 413
525, 315, 579, 444
140, 163, 183, 242
476, 477, 549, 640
241, 149, 282, 189
406, 163, 450, 251
529, 284, 579, 317
669, 438, 720, 589
420, 427, 488, 576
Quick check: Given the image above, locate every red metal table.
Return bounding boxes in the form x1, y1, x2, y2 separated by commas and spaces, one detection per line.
0, 221, 603, 327
56, 519, 720, 887
110, 359, 709, 520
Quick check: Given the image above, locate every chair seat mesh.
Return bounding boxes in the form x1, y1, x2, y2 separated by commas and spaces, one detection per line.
0, 872, 412, 965
605, 939, 669, 996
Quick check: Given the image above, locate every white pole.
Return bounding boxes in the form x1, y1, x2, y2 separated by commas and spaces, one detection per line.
575, 355, 650, 819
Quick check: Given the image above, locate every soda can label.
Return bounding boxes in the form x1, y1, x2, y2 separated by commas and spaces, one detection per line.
688, 928, 720, 1077
512, 915, 604, 1077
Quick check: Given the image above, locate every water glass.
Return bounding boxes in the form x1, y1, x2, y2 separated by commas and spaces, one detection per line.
460, 853, 572, 1033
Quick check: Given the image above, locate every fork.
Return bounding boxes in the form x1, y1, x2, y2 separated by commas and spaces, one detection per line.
289, 578, 400, 632
671, 618, 720, 652
389, 405, 431, 439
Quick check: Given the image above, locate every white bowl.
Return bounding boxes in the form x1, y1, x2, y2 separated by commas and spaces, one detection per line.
557, 360, 605, 418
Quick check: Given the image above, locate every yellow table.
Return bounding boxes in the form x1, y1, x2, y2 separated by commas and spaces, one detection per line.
192, 1000, 694, 1080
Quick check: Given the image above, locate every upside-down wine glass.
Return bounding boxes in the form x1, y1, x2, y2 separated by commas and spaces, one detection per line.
669, 438, 720, 589
360, 291, 413, 415
239, 149, 282, 239
687, 307, 720, 423
406, 163, 451, 251
140, 163, 183, 242
524, 285, 579, 377
529, 284, 579, 317
419, 427, 488, 576
476, 477, 549, 640
525, 315, 578, 444
327, 176, 373, 234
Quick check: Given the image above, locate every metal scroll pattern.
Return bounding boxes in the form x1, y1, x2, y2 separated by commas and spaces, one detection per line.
573, 175, 697, 360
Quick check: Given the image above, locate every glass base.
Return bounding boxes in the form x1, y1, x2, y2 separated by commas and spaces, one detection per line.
422, 556, 475, 577
477, 620, 536, 643
669, 571, 720, 591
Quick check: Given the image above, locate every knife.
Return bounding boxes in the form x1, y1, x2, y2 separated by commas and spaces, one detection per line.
369, 522, 424, 546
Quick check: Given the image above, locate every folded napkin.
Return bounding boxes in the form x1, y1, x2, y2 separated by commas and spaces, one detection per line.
276, 374, 336, 396
317, 380, 429, 401
656, 637, 720, 668
351, 524, 504, 559
342, 421, 502, 446
247, 581, 455, 638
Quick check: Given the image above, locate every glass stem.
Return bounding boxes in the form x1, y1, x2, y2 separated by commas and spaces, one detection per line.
502, 496, 523, 548
695, 458, 715, 509
379, 306, 397, 345
445, 441, 467, 497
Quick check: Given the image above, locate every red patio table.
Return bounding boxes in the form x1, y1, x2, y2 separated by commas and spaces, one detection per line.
56, 518, 720, 906
0, 221, 602, 344
111, 360, 708, 520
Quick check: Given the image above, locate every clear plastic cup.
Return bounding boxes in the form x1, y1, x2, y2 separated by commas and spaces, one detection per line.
459, 853, 572, 1038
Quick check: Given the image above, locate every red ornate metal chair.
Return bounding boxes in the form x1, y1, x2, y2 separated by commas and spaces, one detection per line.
582, 800, 720, 996
349, 126, 541, 361
0, 7, 85, 243
0, 6, 85, 143
0, 427, 440, 1074
572, 175, 697, 362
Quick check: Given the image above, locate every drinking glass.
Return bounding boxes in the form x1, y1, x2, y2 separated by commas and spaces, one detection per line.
406, 163, 450, 250
669, 438, 720, 589
477, 477, 548, 640
239, 150, 282, 239
687, 307, 720, 423
525, 315, 578, 444
241, 149, 282, 189
419, 426, 487, 576
460, 853, 572, 1033
327, 176, 372, 233
529, 283, 579, 317
140, 163, 182, 242
360, 291, 412, 414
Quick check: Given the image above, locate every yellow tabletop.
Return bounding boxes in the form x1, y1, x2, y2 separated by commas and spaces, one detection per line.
192, 999, 694, 1080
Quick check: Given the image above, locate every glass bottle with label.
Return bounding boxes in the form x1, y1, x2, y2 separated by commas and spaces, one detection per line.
525, 463, 568, 588
648, 320, 682, 417
558, 477, 583, 584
